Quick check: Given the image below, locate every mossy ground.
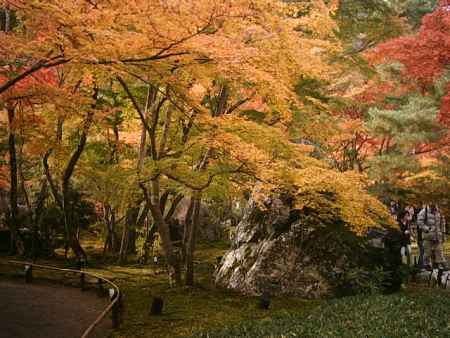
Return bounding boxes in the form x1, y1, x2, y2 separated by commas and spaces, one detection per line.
1, 240, 450, 337
199, 288, 450, 338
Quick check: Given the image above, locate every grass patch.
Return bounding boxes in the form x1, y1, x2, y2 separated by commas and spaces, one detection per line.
113, 277, 317, 338
197, 290, 450, 338
106, 241, 318, 338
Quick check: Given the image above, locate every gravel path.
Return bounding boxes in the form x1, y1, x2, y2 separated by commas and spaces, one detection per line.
0, 278, 111, 338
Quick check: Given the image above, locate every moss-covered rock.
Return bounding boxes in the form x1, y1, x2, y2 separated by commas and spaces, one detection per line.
215, 185, 400, 298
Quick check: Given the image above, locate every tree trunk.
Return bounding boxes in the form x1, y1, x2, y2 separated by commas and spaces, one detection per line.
118, 220, 128, 263
118, 207, 132, 262
154, 209, 182, 286
40, 118, 63, 256
7, 106, 21, 254
17, 139, 35, 258
142, 180, 181, 286
32, 179, 48, 258
102, 204, 118, 257
43, 117, 65, 251
62, 184, 87, 261
119, 205, 140, 262
142, 222, 156, 264
61, 110, 95, 261
182, 197, 195, 263
185, 192, 201, 286
128, 206, 139, 255
102, 230, 110, 257
110, 122, 120, 164
127, 226, 137, 254
138, 111, 148, 172
120, 78, 180, 283
3, 6, 11, 32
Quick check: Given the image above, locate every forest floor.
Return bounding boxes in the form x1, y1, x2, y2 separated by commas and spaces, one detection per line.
1, 240, 450, 338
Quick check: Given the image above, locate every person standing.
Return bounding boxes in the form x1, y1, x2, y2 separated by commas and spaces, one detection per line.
398, 210, 412, 265
404, 205, 415, 224
414, 205, 425, 268
416, 204, 447, 270
389, 201, 399, 221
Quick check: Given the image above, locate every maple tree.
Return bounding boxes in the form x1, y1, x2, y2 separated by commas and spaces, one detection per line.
328, 1, 450, 207
1, 4, 63, 254
0, 0, 404, 288
368, 2, 450, 121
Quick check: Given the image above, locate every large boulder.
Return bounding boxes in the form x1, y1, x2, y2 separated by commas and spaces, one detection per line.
214, 189, 399, 298
214, 196, 330, 298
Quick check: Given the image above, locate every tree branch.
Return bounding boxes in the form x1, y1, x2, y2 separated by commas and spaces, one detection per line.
164, 193, 184, 223
0, 57, 69, 95
116, 76, 152, 137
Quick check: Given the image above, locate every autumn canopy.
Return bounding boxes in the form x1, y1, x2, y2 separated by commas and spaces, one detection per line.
0, 0, 449, 288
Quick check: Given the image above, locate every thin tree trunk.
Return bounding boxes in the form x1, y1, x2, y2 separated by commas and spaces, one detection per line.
33, 179, 48, 257
43, 117, 64, 208
18, 150, 32, 221
120, 78, 181, 283
142, 180, 182, 286
102, 204, 114, 257
18, 141, 35, 257
4, 6, 10, 32
59, 87, 96, 261
182, 197, 195, 263
39, 117, 64, 257
127, 228, 137, 254
142, 221, 156, 264
119, 208, 132, 262
137, 86, 152, 172
61, 109, 95, 261
118, 221, 128, 263
185, 192, 201, 286
108, 207, 117, 253
110, 123, 120, 164
7, 106, 21, 254
127, 207, 137, 255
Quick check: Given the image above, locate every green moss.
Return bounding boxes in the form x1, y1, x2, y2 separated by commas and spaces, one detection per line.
104, 241, 316, 337
198, 290, 450, 338
113, 277, 316, 338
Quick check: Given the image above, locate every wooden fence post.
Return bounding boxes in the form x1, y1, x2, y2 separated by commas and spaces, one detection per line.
80, 272, 86, 291
110, 289, 121, 328
97, 278, 104, 297
25, 264, 33, 283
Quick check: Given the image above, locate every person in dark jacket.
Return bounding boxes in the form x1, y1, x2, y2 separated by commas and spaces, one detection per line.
398, 210, 412, 265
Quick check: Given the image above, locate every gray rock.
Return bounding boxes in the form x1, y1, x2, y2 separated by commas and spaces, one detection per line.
214, 195, 330, 298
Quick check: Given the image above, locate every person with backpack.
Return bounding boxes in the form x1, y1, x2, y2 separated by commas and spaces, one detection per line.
416, 204, 447, 270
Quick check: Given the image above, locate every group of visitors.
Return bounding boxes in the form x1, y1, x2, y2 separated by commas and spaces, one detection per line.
390, 201, 447, 270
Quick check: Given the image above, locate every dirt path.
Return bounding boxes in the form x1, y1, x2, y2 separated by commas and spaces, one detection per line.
0, 278, 111, 338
